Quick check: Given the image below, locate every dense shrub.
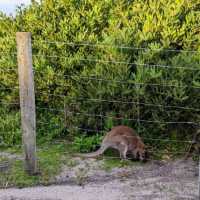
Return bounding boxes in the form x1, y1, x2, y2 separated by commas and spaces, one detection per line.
0, 0, 200, 147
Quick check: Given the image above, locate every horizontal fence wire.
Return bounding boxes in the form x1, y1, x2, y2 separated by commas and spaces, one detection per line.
0, 143, 22, 148
90, 156, 198, 164
38, 148, 191, 156
66, 97, 200, 112
0, 52, 17, 56
0, 140, 197, 160
56, 155, 199, 165
0, 86, 19, 90
33, 106, 200, 126
0, 102, 19, 106
33, 54, 200, 71
36, 119, 194, 144
36, 120, 64, 128
34, 92, 200, 112
35, 122, 196, 158
35, 142, 197, 160
0, 67, 18, 72
67, 110, 199, 125
1, 148, 197, 172
35, 106, 199, 126
68, 126, 194, 144
35, 105, 198, 131
37, 40, 200, 54
33, 69, 200, 90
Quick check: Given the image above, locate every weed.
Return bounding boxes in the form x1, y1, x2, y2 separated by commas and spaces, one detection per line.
0, 143, 71, 188
74, 166, 89, 186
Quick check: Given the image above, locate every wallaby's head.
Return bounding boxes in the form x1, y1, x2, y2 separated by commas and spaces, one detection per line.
138, 148, 146, 161
137, 141, 148, 161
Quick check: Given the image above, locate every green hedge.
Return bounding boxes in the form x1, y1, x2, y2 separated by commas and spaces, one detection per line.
0, 0, 200, 146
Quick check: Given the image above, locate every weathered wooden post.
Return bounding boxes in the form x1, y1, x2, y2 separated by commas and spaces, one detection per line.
199, 156, 200, 200
16, 32, 37, 175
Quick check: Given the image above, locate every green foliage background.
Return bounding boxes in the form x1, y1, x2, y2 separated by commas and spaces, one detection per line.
0, 0, 200, 150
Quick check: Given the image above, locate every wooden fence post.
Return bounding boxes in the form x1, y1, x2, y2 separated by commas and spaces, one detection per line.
16, 32, 37, 175
199, 156, 200, 200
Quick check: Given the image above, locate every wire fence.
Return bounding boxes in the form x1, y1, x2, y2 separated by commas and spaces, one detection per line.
31, 42, 200, 151
0, 38, 199, 199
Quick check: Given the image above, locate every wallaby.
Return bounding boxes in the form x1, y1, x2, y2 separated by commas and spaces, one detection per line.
184, 129, 200, 160
77, 125, 146, 161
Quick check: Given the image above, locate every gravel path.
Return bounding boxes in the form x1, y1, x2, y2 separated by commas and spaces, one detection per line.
0, 158, 198, 200
0, 182, 127, 200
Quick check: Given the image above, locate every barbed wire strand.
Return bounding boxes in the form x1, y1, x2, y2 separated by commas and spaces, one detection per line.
69, 111, 199, 125
69, 126, 194, 144
0, 68, 18, 72
34, 144, 198, 162
35, 120, 194, 144
66, 97, 200, 112
0, 52, 17, 56
0, 102, 19, 106
38, 40, 200, 54
0, 86, 19, 90
34, 91, 200, 112
33, 54, 200, 71
35, 107, 199, 126
62, 151, 199, 165
33, 70, 200, 90
0, 141, 197, 162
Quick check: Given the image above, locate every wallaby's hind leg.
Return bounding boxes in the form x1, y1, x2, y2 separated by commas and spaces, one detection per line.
123, 145, 128, 159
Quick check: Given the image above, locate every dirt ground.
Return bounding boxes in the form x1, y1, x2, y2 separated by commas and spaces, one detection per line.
0, 156, 198, 200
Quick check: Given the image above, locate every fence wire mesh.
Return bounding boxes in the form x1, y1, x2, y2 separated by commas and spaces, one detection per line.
0, 40, 199, 199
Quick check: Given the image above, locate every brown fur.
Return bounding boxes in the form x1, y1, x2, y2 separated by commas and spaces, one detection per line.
77, 125, 146, 161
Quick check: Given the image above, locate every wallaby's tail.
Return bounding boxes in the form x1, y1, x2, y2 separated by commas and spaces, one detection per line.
75, 145, 107, 158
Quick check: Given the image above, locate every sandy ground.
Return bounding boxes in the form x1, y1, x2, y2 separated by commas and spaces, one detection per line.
0, 156, 199, 200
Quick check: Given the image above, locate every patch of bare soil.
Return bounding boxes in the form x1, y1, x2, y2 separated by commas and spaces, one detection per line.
0, 157, 198, 200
